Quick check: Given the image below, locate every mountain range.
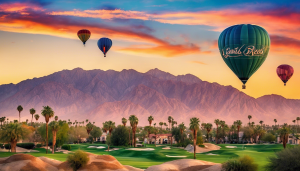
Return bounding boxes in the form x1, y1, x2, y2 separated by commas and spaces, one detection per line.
0, 68, 299, 126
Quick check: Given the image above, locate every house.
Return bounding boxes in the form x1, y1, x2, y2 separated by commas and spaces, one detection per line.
147, 134, 175, 144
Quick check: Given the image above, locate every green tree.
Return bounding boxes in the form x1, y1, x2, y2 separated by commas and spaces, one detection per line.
29, 108, 36, 126
248, 115, 252, 126
49, 121, 59, 154
34, 114, 40, 122
152, 127, 159, 147
204, 123, 212, 142
278, 125, 290, 149
86, 122, 93, 135
261, 133, 276, 143
67, 150, 89, 171
41, 106, 54, 154
89, 126, 102, 143
297, 117, 300, 133
0, 123, 30, 152
111, 125, 129, 146
55, 120, 69, 147
274, 119, 277, 128
148, 116, 154, 126
178, 122, 186, 143
0, 117, 5, 127
129, 115, 138, 147
189, 117, 200, 159
159, 122, 163, 129
168, 116, 173, 130
214, 119, 220, 144
122, 117, 127, 126
106, 121, 115, 136
259, 120, 264, 127
17, 105, 23, 123
55, 116, 58, 121
236, 120, 242, 143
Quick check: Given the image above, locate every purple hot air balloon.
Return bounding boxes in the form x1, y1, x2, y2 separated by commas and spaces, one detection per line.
277, 64, 294, 86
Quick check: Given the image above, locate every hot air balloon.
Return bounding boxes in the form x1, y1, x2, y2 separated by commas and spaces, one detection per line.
97, 38, 112, 57
218, 24, 270, 89
277, 64, 294, 86
77, 29, 91, 46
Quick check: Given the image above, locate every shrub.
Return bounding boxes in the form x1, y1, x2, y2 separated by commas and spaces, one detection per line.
62, 144, 71, 151
67, 150, 89, 171
265, 145, 300, 171
261, 133, 276, 143
222, 155, 258, 171
4, 144, 11, 149
111, 125, 129, 146
0, 144, 4, 149
36, 144, 42, 148
16, 143, 35, 149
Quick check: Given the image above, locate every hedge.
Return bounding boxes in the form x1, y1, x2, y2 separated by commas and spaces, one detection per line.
16, 143, 35, 149
4, 144, 11, 149
36, 144, 42, 148
62, 144, 71, 151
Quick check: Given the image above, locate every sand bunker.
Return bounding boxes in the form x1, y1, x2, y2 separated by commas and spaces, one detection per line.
225, 146, 237, 148
87, 146, 97, 148
185, 143, 221, 153
162, 147, 171, 150
97, 146, 106, 149
145, 159, 221, 171
166, 155, 187, 158
206, 153, 218, 155
126, 148, 155, 151
104, 148, 119, 152
0, 153, 143, 171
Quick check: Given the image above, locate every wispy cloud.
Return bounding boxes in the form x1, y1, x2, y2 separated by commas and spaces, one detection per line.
190, 61, 206, 65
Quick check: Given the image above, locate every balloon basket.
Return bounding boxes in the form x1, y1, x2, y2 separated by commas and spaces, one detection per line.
284, 83, 286, 86
242, 85, 246, 89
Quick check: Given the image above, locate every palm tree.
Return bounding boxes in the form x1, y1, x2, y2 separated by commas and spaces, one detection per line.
235, 120, 242, 143
168, 116, 173, 130
122, 117, 127, 126
86, 119, 89, 123
106, 121, 115, 136
274, 119, 277, 128
178, 122, 186, 143
154, 123, 156, 128
190, 117, 200, 159
41, 106, 54, 154
220, 120, 226, 143
129, 115, 139, 147
54, 116, 58, 121
148, 116, 154, 126
164, 122, 168, 130
0, 117, 5, 127
17, 105, 23, 123
214, 119, 220, 144
86, 122, 93, 135
248, 115, 252, 126
278, 125, 290, 149
29, 108, 36, 126
297, 117, 300, 133
159, 122, 163, 129
204, 123, 212, 142
0, 123, 30, 153
152, 127, 159, 147
34, 114, 40, 122
102, 122, 108, 134
259, 120, 264, 127
251, 122, 255, 127
26, 119, 28, 124
293, 120, 296, 133
49, 121, 59, 154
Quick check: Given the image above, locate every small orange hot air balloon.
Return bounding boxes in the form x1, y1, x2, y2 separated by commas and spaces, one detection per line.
77, 29, 91, 46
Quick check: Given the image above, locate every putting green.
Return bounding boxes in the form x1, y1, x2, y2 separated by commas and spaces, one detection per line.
0, 143, 289, 170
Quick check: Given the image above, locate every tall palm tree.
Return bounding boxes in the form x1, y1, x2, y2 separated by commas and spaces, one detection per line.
235, 120, 242, 143
152, 127, 159, 147
26, 119, 28, 124
278, 125, 290, 149
129, 115, 139, 147
259, 120, 264, 127
220, 120, 226, 143
251, 122, 255, 127
293, 120, 296, 133
29, 108, 36, 126
86, 122, 93, 135
164, 122, 168, 130
49, 121, 59, 154
297, 117, 300, 133
168, 116, 173, 130
34, 114, 39, 122
148, 116, 154, 126
159, 122, 163, 129
204, 123, 212, 142
86, 119, 89, 123
214, 119, 220, 144
0, 123, 30, 153
178, 122, 186, 143
248, 115, 252, 126
154, 123, 156, 128
190, 117, 200, 159
102, 122, 108, 134
41, 106, 54, 154
54, 116, 58, 121
17, 105, 23, 123
106, 121, 115, 136
274, 119, 277, 128
122, 117, 127, 126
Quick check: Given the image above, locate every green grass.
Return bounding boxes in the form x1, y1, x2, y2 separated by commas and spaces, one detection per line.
0, 143, 290, 170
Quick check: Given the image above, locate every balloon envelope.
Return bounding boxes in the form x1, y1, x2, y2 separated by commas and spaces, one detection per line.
218, 24, 270, 89
77, 29, 91, 45
277, 64, 294, 86
97, 38, 112, 57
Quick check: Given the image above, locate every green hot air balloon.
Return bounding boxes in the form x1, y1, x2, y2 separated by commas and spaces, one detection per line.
218, 24, 270, 89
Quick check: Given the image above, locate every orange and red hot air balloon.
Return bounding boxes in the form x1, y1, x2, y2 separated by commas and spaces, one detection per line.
77, 29, 91, 46
277, 64, 294, 86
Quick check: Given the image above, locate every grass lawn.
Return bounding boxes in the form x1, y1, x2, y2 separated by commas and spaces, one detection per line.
0, 143, 290, 170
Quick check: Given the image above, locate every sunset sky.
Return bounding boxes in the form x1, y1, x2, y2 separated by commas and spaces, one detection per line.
0, 0, 300, 99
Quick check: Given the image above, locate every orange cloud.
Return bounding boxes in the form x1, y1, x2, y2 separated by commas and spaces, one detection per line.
0, 2, 44, 12
190, 61, 206, 65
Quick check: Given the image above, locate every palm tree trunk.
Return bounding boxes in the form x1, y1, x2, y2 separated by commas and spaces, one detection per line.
52, 131, 56, 154
46, 123, 48, 154
155, 136, 156, 147
31, 115, 33, 126
128, 130, 131, 147
237, 128, 240, 143
108, 145, 110, 151
19, 112, 20, 123
133, 130, 136, 147
11, 140, 17, 153
194, 130, 197, 159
